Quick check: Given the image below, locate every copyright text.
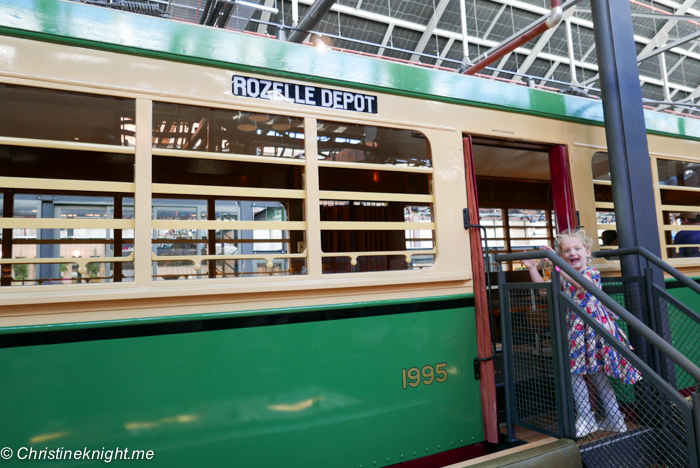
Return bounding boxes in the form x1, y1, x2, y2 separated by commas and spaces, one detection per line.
1, 447, 154, 462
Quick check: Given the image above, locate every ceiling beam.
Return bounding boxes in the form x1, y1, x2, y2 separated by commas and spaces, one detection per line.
377, 23, 395, 56
435, 37, 456, 67
410, 0, 451, 62
290, 0, 698, 95
256, 0, 277, 33
483, 4, 507, 40
637, 0, 698, 58
539, 60, 561, 85
294, 0, 700, 64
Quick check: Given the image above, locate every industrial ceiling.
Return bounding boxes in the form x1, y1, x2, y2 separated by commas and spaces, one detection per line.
82, 0, 700, 117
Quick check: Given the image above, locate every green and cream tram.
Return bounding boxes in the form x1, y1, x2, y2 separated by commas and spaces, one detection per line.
1, 0, 700, 466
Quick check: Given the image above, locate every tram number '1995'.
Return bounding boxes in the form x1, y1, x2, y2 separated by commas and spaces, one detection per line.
402, 363, 448, 389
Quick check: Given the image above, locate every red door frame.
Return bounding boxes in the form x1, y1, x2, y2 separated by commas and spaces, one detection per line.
462, 136, 499, 444
463, 139, 577, 445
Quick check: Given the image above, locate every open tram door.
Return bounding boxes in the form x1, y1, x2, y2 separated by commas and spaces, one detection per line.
462, 136, 577, 445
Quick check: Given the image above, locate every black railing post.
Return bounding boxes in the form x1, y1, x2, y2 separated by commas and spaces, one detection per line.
694, 383, 700, 468
552, 268, 576, 439
645, 266, 670, 382
550, 268, 575, 439
498, 271, 517, 443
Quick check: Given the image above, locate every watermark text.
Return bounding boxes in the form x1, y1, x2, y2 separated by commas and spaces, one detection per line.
1, 447, 154, 462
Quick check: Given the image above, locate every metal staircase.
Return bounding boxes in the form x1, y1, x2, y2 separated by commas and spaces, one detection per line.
493, 248, 700, 468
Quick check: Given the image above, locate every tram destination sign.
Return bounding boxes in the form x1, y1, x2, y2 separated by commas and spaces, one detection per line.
232, 75, 378, 114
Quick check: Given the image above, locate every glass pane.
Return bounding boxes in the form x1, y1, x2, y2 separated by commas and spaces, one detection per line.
319, 200, 434, 273
593, 183, 613, 203
592, 152, 610, 181
0, 83, 135, 146
152, 156, 303, 190
596, 210, 616, 225
405, 206, 434, 249
319, 167, 430, 194
0, 146, 134, 183
660, 188, 700, 207
7, 194, 132, 286
669, 211, 700, 258
479, 208, 505, 248
152, 102, 304, 158
508, 209, 550, 243
317, 121, 431, 167
658, 159, 700, 188
151, 198, 306, 280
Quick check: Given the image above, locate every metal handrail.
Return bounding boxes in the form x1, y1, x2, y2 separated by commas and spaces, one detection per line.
493, 250, 700, 383
593, 246, 700, 296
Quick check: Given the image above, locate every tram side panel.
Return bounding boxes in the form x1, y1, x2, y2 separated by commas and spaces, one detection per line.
0, 300, 482, 467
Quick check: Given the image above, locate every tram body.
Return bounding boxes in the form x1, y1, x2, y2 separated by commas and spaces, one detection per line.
1, 1, 700, 467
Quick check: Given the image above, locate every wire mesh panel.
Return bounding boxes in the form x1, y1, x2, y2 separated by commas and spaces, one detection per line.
656, 287, 700, 394
601, 277, 647, 358
502, 283, 563, 437
560, 294, 697, 468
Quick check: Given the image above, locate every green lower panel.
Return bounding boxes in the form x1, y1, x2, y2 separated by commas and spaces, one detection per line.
667, 286, 700, 391
0, 304, 482, 467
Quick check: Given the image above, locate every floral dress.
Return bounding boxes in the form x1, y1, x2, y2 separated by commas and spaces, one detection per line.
563, 267, 642, 384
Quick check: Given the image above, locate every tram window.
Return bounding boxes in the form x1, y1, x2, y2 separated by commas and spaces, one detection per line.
0, 84, 135, 146
316, 121, 431, 167
2, 194, 134, 286
152, 197, 306, 280
320, 201, 434, 273
657, 159, 700, 188
656, 159, 700, 258
317, 122, 434, 274
151, 103, 304, 158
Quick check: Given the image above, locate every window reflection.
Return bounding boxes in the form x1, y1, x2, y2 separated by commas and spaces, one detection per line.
316, 121, 431, 167
0, 83, 135, 146
658, 159, 700, 188
152, 103, 305, 158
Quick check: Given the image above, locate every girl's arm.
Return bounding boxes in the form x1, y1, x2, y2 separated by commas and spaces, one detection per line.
523, 258, 546, 283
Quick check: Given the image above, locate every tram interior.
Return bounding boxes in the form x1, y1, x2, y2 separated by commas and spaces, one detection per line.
471, 137, 557, 429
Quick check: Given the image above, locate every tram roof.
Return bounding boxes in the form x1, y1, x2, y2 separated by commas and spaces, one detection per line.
2, 0, 700, 142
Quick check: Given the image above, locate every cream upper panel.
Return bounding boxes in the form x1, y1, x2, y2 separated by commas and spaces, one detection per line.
0, 36, 474, 315
4, 34, 700, 316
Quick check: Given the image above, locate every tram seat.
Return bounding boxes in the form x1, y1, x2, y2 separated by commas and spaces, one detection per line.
446, 438, 581, 468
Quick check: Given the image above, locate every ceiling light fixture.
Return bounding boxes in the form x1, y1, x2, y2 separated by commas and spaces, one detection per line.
271, 116, 291, 131
237, 114, 257, 132
249, 113, 270, 122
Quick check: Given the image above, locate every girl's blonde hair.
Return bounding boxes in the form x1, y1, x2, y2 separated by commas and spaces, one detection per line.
555, 229, 594, 265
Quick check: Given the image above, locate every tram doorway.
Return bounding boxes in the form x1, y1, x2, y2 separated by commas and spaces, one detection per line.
463, 135, 577, 444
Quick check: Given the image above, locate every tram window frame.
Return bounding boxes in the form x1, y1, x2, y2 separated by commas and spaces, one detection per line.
149, 101, 309, 281
0, 86, 446, 289
316, 120, 436, 274
655, 157, 700, 260
0, 84, 136, 288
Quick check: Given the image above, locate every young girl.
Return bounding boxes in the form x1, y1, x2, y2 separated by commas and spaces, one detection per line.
523, 230, 641, 438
